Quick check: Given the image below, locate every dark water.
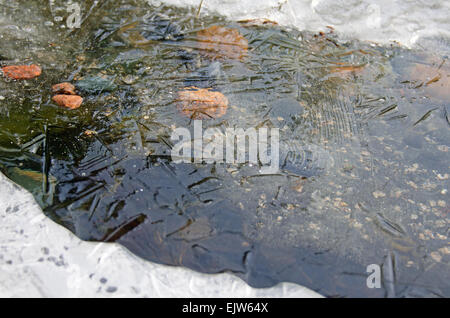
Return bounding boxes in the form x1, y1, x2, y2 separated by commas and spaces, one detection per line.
0, 0, 449, 297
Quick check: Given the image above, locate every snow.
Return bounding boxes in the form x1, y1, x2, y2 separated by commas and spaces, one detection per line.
153, 0, 450, 47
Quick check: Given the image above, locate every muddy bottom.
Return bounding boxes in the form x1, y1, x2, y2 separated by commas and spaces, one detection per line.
0, 1, 449, 297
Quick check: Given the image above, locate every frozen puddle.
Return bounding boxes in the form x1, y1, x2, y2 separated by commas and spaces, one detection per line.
0, 0, 449, 297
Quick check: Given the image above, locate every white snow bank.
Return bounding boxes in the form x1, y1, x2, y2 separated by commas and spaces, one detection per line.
152, 0, 450, 47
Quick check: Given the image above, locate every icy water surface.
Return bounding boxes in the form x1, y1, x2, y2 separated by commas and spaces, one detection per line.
0, 0, 449, 297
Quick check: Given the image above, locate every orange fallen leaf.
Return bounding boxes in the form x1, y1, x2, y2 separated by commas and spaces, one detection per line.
177, 86, 228, 119
197, 26, 248, 60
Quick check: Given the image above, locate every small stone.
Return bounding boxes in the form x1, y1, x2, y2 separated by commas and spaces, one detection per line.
439, 247, 450, 255
0, 96, 5, 100
76, 55, 86, 62
52, 82, 76, 95
352, 221, 362, 229
437, 145, 448, 152
52, 95, 83, 109
75, 76, 117, 94
293, 183, 303, 193
372, 190, 386, 198
407, 181, 418, 189
106, 286, 117, 293
430, 252, 442, 263
309, 223, 320, 231
2, 64, 42, 80
122, 75, 137, 85
394, 190, 403, 198
436, 233, 447, 240
405, 163, 419, 173
83, 130, 97, 136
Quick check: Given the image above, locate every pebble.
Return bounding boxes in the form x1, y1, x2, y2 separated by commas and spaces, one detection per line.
106, 286, 117, 293
52, 95, 83, 109
122, 75, 137, 85
2, 64, 42, 80
52, 82, 76, 95
75, 76, 117, 94
372, 190, 386, 198
439, 247, 450, 255
430, 252, 442, 263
